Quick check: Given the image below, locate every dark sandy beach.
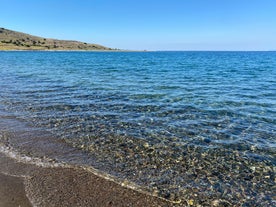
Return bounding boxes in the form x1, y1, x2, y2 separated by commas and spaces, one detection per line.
0, 151, 174, 207
0, 173, 32, 207
0, 116, 175, 207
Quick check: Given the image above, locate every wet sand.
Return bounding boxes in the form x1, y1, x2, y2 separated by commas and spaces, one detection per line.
0, 117, 175, 206
0, 152, 173, 207
0, 173, 32, 207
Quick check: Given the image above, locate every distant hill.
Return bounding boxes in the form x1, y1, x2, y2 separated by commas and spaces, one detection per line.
0, 27, 114, 51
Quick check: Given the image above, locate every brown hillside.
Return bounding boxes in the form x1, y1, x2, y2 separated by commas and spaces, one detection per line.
0, 28, 113, 51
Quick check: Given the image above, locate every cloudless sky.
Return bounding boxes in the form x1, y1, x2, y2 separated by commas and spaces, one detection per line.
1, 0, 276, 50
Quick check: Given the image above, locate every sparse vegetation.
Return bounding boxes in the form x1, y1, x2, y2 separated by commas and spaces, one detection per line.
0, 28, 114, 51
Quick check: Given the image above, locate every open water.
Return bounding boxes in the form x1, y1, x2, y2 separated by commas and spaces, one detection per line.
0, 51, 275, 206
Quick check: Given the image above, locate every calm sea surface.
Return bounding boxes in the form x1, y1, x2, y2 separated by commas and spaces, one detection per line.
0, 51, 275, 205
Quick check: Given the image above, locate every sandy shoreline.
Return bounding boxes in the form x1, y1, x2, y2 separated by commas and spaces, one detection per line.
0, 116, 174, 206
0, 151, 174, 207
0, 173, 32, 207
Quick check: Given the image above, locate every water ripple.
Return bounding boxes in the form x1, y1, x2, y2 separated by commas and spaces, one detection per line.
0, 51, 275, 205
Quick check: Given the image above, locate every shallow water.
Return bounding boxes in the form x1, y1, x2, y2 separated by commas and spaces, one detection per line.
0, 51, 275, 205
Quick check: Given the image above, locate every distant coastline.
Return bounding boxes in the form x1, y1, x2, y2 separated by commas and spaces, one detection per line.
0, 27, 116, 51
1, 28, 274, 52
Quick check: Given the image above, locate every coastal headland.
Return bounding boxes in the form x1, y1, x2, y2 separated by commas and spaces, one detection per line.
0, 28, 114, 51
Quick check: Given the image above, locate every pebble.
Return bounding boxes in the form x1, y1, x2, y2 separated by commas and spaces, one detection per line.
143, 142, 149, 148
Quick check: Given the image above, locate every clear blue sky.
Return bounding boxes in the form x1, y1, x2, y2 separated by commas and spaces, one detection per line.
1, 0, 276, 50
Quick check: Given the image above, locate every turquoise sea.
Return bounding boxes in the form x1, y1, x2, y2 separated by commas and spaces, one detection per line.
0, 51, 275, 206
